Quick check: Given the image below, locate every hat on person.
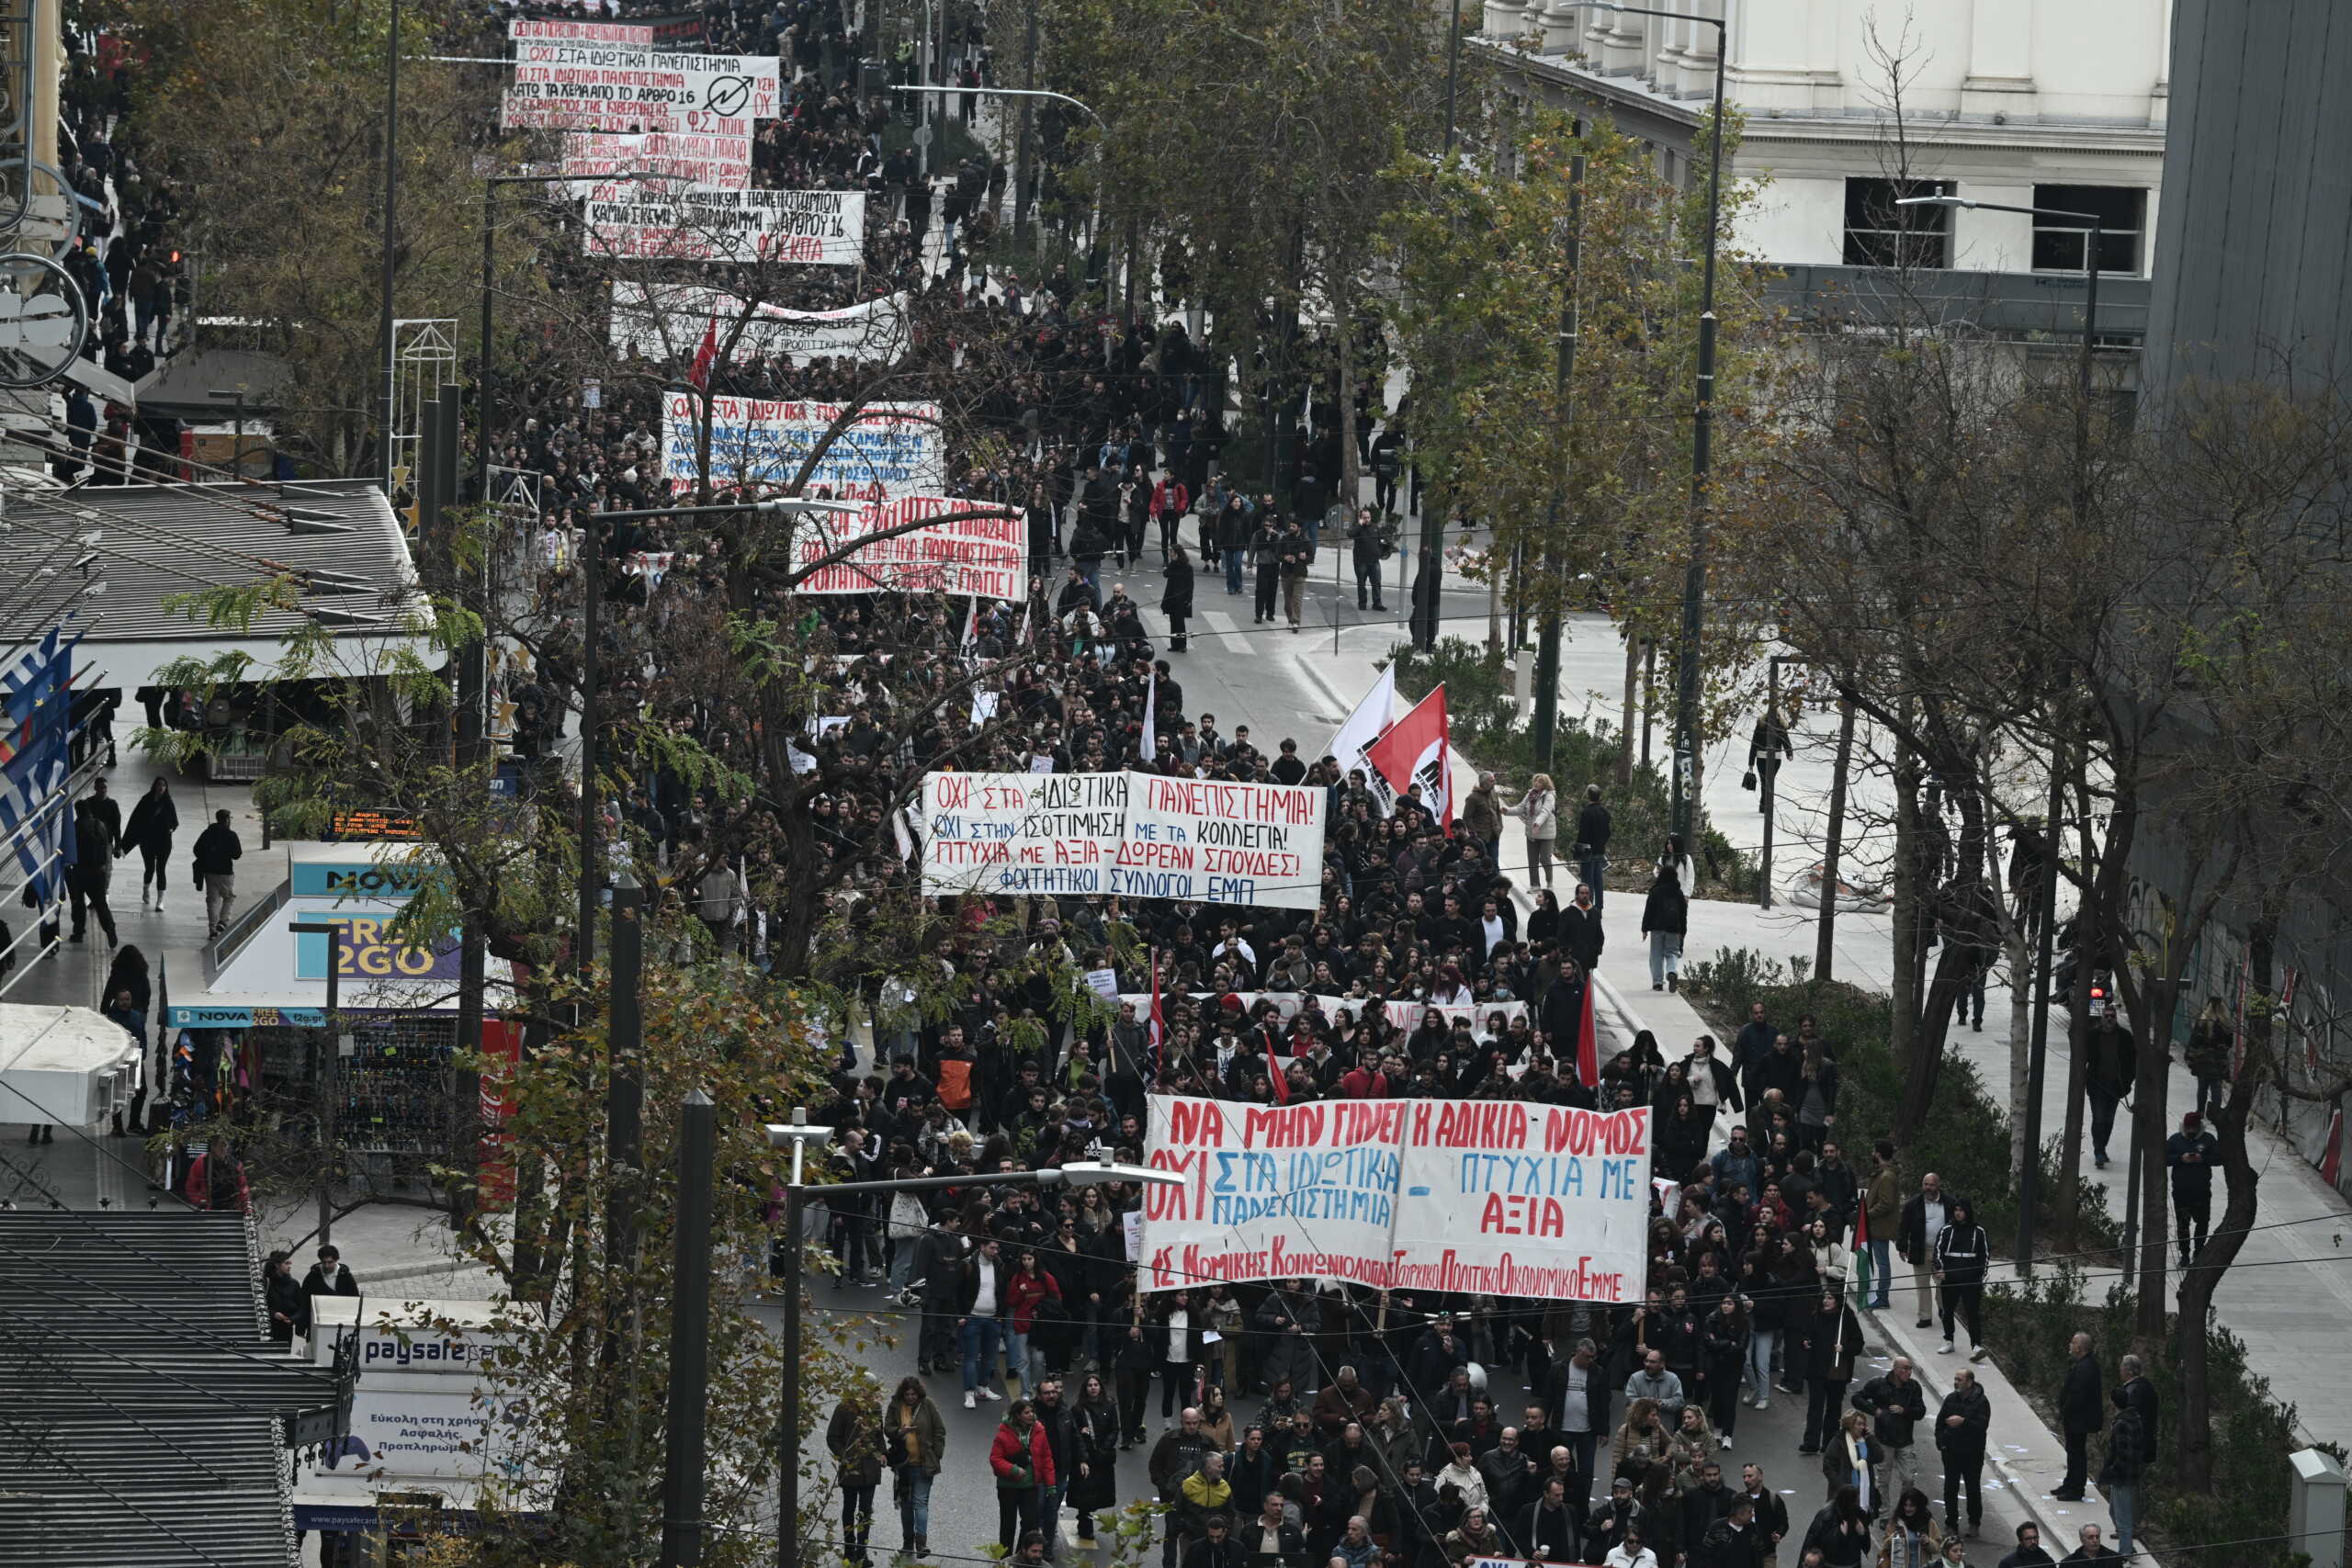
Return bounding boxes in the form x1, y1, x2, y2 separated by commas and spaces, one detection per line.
2183, 1111, 2203, 1129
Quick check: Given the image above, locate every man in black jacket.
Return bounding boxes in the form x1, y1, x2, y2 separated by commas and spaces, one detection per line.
1850, 1356, 1926, 1504
1561, 885, 1606, 972
1516, 1476, 1583, 1563
2083, 1003, 2136, 1168
1249, 513, 1283, 625
1573, 785, 1612, 910
1697, 1496, 1767, 1568
302, 1245, 359, 1297
193, 807, 243, 938
2053, 1332, 2102, 1499
1935, 1367, 1992, 1537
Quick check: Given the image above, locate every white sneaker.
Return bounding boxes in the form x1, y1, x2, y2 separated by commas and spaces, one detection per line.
1939, 1340, 1956, 1355
979, 1386, 1002, 1402
1720, 1435, 1733, 1450
1755, 1399, 1769, 1411
964, 1391, 976, 1409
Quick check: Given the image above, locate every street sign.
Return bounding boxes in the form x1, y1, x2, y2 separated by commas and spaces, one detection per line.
913, 124, 933, 148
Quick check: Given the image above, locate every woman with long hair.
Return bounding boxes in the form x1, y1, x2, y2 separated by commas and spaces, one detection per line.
1875, 1487, 1943, 1568
1702, 1293, 1749, 1446
1804, 1482, 1875, 1568
884, 1373, 946, 1556
1068, 1371, 1121, 1543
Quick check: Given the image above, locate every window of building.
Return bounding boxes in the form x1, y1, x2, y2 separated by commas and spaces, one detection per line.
1842, 177, 1954, 269
2030, 185, 2146, 276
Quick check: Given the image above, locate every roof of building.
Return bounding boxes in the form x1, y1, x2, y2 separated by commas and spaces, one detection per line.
0, 478, 419, 646
0, 1211, 340, 1568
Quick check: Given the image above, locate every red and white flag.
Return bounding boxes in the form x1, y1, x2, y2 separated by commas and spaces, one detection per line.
687, 316, 719, 389
1365, 684, 1453, 830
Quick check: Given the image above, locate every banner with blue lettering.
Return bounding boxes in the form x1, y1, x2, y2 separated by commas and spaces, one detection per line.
920, 770, 1328, 909
1141, 1093, 1651, 1303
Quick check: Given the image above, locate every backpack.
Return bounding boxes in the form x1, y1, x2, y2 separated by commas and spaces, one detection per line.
936, 1057, 974, 1111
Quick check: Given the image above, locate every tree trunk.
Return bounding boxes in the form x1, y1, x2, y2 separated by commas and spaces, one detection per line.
2175, 918, 2269, 1495
1888, 729, 1921, 1082
1815, 698, 1853, 983
1619, 632, 1639, 784
2007, 917, 2032, 1187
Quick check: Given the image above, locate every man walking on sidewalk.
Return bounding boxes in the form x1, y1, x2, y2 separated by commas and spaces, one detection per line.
1850, 1356, 1926, 1507
1575, 785, 1612, 910
1863, 1144, 1901, 1310
194, 808, 243, 939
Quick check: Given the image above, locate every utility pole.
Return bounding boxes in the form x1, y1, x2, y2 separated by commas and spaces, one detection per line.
1815, 695, 1854, 981
657, 1089, 716, 1567
2015, 739, 2065, 1274
1530, 144, 1585, 773
288, 923, 346, 1248
377, 0, 402, 492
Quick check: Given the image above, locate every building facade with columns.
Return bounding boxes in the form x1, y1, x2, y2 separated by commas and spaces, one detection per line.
1474, 0, 2173, 282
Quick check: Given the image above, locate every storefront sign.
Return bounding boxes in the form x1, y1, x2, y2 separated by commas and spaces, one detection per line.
294, 914, 463, 982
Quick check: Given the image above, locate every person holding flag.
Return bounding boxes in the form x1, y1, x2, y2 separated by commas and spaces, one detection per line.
1365, 684, 1452, 833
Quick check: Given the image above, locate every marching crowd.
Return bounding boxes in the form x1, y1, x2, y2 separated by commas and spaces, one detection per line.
453, 17, 2174, 1568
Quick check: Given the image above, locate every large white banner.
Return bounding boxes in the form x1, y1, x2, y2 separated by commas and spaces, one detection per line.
662, 394, 942, 500
506, 43, 780, 126
611, 284, 910, 365
1141, 1095, 1652, 1302
584, 186, 865, 265
919, 771, 1329, 908
795, 494, 1024, 599
564, 130, 752, 188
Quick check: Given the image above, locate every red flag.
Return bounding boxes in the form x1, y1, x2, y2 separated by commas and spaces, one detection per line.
1365, 684, 1453, 831
1264, 1024, 1290, 1105
1576, 974, 1600, 1089
688, 317, 719, 390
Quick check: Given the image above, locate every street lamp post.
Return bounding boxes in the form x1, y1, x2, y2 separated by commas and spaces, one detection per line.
1584, 3, 1727, 852
287, 922, 347, 1248
1895, 192, 2104, 1274
762, 1111, 1177, 1568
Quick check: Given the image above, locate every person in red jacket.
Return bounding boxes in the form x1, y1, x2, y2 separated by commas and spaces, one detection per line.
1005, 1248, 1064, 1393
990, 1397, 1057, 1551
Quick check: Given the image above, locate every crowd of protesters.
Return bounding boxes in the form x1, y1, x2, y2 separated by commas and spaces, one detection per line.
438, 17, 2180, 1568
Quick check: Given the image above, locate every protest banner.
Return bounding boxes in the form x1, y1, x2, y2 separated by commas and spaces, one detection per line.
563, 130, 752, 187
920, 772, 1329, 907
610, 284, 910, 365
1139, 1095, 1651, 1303
508, 42, 779, 119
509, 17, 656, 44
792, 495, 1023, 598
921, 771, 1130, 897
584, 186, 864, 265
663, 393, 941, 500
1138, 1095, 1404, 1291
1386, 1100, 1651, 1302
1119, 774, 1328, 910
